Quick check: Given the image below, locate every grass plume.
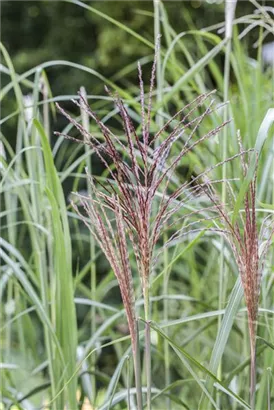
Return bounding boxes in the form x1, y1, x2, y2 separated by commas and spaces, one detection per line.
55, 55, 232, 408
199, 133, 274, 409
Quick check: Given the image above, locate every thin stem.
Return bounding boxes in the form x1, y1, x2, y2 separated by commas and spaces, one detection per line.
127, 356, 131, 409
154, 0, 163, 131
217, 2, 235, 401
42, 77, 50, 139
147, 6, 162, 407
163, 232, 171, 410
80, 86, 97, 404
249, 319, 257, 410
250, 340, 256, 410
133, 320, 144, 410
145, 321, 152, 410
143, 280, 150, 322
143, 279, 151, 410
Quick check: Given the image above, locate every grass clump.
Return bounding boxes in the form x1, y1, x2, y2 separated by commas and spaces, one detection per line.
1, 2, 274, 409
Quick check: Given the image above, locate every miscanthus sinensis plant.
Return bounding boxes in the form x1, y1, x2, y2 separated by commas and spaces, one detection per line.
199, 134, 274, 409
55, 55, 244, 408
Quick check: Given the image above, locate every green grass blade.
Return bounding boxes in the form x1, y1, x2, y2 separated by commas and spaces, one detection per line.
34, 119, 78, 409
199, 276, 244, 408
232, 109, 274, 224
66, 0, 154, 49
147, 320, 250, 409
159, 38, 227, 106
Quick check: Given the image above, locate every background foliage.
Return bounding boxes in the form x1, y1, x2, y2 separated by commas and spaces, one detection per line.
1, 1, 274, 409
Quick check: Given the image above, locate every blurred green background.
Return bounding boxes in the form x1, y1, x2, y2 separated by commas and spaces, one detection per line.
1, 0, 260, 141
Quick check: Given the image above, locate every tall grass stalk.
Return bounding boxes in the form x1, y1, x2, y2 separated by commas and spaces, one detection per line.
218, 0, 237, 399
154, 6, 173, 409
200, 137, 274, 410
56, 56, 230, 409
80, 85, 96, 404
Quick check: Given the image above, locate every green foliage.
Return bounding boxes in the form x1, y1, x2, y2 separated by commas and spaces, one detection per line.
1, 1, 274, 409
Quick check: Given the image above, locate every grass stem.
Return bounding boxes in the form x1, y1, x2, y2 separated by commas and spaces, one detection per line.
134, 320, 144, 410
145, 321, 152, 410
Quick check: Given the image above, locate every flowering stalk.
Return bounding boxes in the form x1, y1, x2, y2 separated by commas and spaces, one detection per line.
200, 135, 274, 409
55, 53, 231, 407
72, 186, 143, 409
